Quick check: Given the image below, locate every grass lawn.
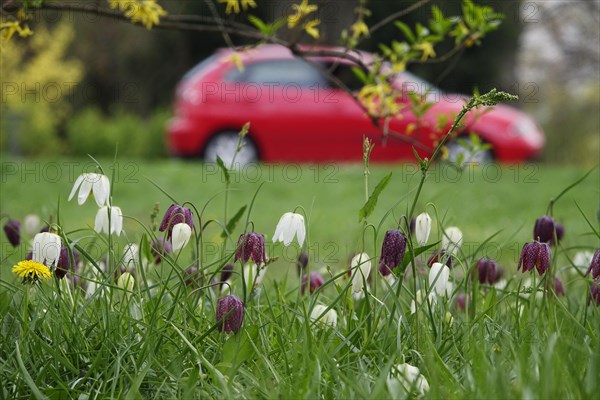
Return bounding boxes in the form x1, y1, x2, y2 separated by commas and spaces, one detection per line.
1, 157, 599, 398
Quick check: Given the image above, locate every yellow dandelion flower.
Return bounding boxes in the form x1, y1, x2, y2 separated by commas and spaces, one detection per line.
288, 0, 318, 28
351, 20, 369, 39
303, 19, 320, 39
12, 260, 52, 283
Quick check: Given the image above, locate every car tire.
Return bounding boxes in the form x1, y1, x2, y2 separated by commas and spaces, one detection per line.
203, 131, 259, 166
445, 136, 493, 165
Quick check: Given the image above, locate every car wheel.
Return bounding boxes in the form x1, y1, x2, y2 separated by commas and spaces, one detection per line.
445, 136, 493, 165
203, 131, 259, 166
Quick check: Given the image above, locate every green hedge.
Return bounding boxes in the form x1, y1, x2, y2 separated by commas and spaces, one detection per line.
65, 107, 169, 158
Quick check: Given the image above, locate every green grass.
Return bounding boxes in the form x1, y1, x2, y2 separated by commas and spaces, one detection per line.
1, 157, 599, 399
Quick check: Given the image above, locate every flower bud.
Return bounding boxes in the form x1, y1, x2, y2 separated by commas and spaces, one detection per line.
589, 279, 600, 306
55, 246, 80, 280
235, 232, 267, 265
378, 230, 406, 276
549, 223, 564, 246
456, 293, 468, 311
585, 249, 600, 279
427, 249, 452, 269
517, 241, 551, 275
184, 267, 202, 288
297, 252, 308, 276
151, 238, 172, 264
533, 215, 555, 243
216, 294, 245, 333
23, 214, 41, 236
387, 363, 430, 396
429, 262, 451, 296
219, 264, 235, 288
442, 226, 462, 255
549, 277, 565, 297
350, 253, 371, 294
476, 258, 498, 285
117, 272, 135, 292
310, 304, 337, 328
414, 213, 432, 246
301, 272, 324, 294
3, 219, 21, 247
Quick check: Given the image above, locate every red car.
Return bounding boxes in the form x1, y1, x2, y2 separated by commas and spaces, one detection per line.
167, 45, 544, 164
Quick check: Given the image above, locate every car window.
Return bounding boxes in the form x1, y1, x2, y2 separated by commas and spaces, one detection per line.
181, 54, 219, 81
225, 59, 327, 87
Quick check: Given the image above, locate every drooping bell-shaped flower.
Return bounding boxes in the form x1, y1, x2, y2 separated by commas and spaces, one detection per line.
32, 232, 62, 267
272, 212, 306, 247
386, 363, 430, 397
94, 206, 123, 236
350, 252, 371, 294
310, 304, 337, 328
297, 252, 308, 276
171, 223, 192, 251
219, 264, 235, 290
533, 215, 555, 243
3, 219, 20, 247
235, 232, 267, 264
117, 271, 135, 292
122, 243, 140, 270
159, 204, 194, 241
301, 271, 324, 294
549, 277, 565, 296
150, 237, 172, 264
585, 248, 600, 279
429, 262, 451, 296
243, 262, 268, 290
23, 214, 41, 236
378, 230, 406, 276
68, 173, 110, 207
410, 289, 437, 314
549, 223, 564, 246
442, 226, 463, 255
476, 258, 498, 285
414, 212, 432, 246
589, 279, 600, 306
54, 246, 80, 280
216, 294, 245, 333
184, 266, 202, 288
517, 241, 551, 275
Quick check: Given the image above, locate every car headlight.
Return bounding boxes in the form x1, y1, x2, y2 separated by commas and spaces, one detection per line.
512, 118, 538, 138
511, 117, 544, 147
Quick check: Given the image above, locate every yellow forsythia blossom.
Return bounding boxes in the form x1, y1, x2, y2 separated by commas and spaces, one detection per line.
303, 19, 320, 39
288, 0, 318, 28
108, 0, 167, 29
219, 0, 257, 14
351, 20, 369, 39
0, 20, 33, 43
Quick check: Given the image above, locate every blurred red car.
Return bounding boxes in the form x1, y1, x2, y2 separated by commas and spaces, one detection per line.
167, 45, 544, 164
